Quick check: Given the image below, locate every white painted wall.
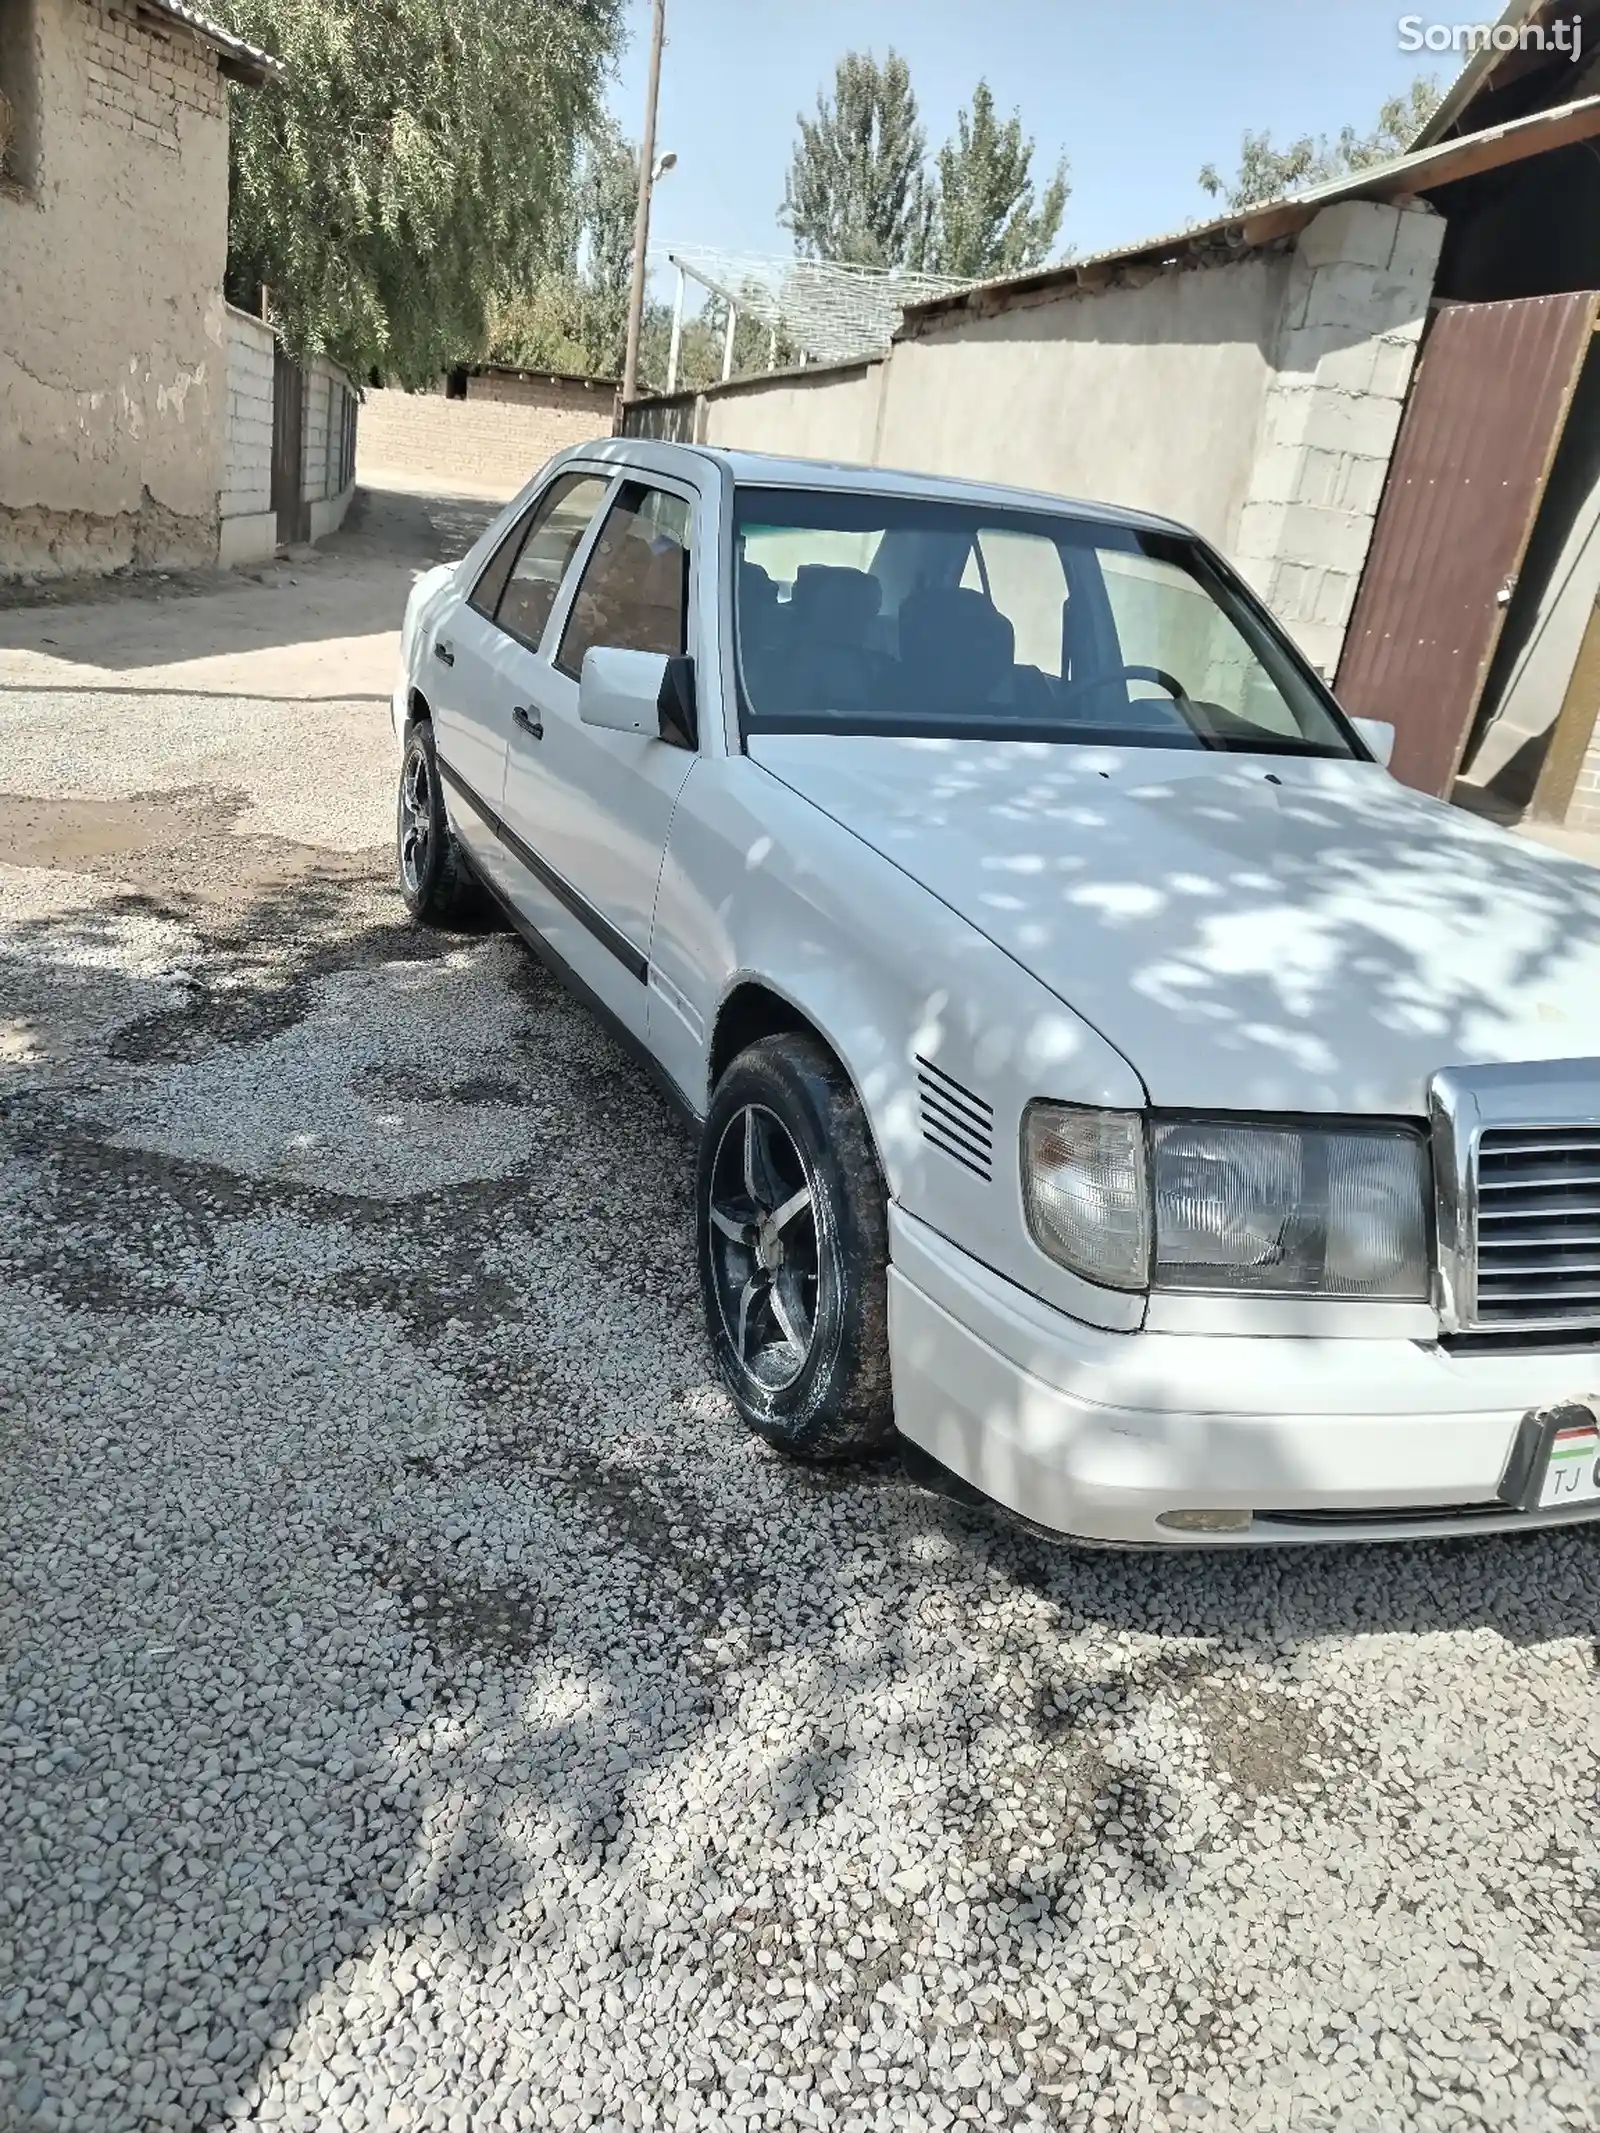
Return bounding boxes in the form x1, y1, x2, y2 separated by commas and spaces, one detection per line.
704, 366, 883, 463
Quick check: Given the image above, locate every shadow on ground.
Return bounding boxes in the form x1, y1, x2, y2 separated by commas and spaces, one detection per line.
3, 838, 1597, 2130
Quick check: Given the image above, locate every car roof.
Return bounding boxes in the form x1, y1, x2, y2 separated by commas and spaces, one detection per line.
577, 436, 1192, 538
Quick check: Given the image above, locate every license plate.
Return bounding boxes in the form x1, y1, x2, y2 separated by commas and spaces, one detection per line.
1500, 1401, 1600, 1513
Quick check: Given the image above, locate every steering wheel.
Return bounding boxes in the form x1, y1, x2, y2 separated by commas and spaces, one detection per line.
1057, 664, 1192, 715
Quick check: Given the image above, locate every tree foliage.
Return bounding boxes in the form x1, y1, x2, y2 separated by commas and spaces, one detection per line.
781, 50, 932, 269
1197, 75, 1442, 212
214, 0, 621, 384
928, 80, 1068, 279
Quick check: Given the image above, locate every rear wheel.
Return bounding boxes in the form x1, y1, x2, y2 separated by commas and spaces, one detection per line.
697, 1033, 895, 1460
396, 718, 477, 925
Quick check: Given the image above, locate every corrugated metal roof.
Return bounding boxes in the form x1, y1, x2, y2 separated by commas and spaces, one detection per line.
897, 87, 1600, 336
129, 0, 282, 84
1410, 0, 1564, 148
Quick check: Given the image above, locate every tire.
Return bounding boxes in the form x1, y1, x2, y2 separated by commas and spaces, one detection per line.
396, 718, 478, 925
697, 1032, 895, 1460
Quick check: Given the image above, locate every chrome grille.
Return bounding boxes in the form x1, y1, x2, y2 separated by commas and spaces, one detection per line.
1431, 1062, 1600, 1337
915, 1056, 994, 1182
1474, 1125, 1600, 1328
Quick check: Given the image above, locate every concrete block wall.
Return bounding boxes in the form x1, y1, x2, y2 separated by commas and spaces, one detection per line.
219, 307, 275, 565
82, 0, 225, 151
219, 320, 357, 563
302, 366, 331, 501
304, 356, 356, 539
358, 386, 616, 499
1233, 200, 1445, 677
878, 251, 1291, 550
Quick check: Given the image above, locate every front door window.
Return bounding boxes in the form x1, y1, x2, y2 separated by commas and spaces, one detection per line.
556, 482, 692, 680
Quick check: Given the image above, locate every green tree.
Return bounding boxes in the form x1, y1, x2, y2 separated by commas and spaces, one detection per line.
214, 0, 621, 384
929, 80, 1068, 279
781, 49, 932, 269
1198, 75, 1442, 212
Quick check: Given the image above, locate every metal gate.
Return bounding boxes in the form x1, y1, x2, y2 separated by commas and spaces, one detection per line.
1335, 290, 1598, 796
271, 346, 307, 547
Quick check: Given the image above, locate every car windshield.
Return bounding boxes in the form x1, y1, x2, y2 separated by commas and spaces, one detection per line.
732, 486, 1359, 757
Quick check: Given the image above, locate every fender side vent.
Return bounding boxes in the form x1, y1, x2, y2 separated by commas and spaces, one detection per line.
916, 1055, 994, 1182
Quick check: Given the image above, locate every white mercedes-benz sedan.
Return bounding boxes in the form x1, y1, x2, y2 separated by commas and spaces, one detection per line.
391, 437, 1600, 1546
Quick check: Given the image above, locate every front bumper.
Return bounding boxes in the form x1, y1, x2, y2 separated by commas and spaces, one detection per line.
888, 1207, 1600, 1546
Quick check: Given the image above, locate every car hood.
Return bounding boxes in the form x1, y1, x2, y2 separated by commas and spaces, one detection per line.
750, 733, 1600, 1114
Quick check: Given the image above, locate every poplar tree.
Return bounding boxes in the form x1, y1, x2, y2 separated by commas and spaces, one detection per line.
929, 81, 1068, 280
781, 51, 933, 270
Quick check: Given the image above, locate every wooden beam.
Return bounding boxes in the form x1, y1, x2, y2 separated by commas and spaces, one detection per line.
1529, 594, 1600, 823
1240, 204, 1313, 246
1392, 91, 1600, 195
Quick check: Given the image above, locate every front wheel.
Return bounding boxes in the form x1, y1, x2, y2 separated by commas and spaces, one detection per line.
696, 1033, 895, 1460
396, 718, 477, 925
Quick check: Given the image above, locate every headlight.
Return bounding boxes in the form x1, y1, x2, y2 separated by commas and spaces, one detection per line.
1151, 1117, 1430, 1298
1022, 1105, 1431, 1300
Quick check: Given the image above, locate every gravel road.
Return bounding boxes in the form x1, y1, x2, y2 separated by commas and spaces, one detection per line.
2, 521, 1597, 2133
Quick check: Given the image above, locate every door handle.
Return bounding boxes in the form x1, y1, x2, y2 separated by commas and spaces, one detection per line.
433, 640, 455, 666
512, 704, 543, 740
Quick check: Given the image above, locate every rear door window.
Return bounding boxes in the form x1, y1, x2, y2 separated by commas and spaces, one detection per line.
495, 473, 611, 651
466, 510, 530, 622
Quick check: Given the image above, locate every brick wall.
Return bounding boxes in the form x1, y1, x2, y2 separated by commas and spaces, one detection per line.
1571, 714, 1600, 832
82, 0, 225, 150
3, 0, 231, 575
358, 385, 617, 499
466, 370, 617, 423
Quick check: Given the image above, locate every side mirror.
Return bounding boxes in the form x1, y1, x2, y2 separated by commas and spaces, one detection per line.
1351, 715, 1395, 768
578, 646, 698, 751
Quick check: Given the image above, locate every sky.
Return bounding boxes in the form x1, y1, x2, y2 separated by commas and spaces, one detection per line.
604, 0, 1489, 283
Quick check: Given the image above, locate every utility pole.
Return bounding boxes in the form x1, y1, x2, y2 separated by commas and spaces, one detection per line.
621, 0, 666, 406
666, 262, 685, 393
